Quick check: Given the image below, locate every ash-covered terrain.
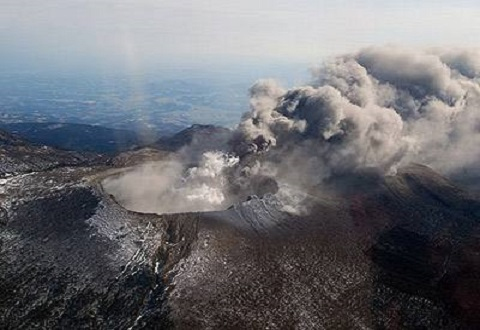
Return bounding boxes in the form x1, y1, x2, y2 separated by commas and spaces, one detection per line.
2, 143, 480, 329
2, 47, 480, 329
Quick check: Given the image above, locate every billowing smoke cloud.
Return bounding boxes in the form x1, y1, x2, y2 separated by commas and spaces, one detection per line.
236, 46, 480, 178
105, 47, 480, 214
103, 152, 239, 214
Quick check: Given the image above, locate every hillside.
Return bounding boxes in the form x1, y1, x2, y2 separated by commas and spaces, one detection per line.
0, 129, 106, 176
1, 143, 480, 328
0, 122, 146, 154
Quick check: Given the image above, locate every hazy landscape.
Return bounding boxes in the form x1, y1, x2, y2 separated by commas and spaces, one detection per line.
1, 1, 480, 329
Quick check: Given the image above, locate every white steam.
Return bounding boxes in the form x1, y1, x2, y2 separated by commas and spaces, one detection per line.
103, 152, 238, 214
106, 47, 480, 215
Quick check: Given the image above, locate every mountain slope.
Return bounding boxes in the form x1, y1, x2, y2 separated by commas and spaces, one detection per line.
1, 156, 480, 328
154, 124, 231, 152
167, 164, 480, 329
0, 122, 145, 153
0, 129, 105, 176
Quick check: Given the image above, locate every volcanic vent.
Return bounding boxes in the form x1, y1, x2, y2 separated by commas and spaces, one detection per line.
105, 47, 480, 215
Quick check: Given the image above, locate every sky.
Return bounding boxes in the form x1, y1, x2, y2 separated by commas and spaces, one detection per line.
2, 0, 480, 73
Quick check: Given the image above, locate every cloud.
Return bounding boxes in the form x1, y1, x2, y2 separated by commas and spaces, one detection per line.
237, 47, 480, 179
106, 47, 480, 214
103, 152, 239, 214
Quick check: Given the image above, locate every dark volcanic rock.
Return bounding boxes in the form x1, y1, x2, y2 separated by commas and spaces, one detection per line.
0, 167, 176, 329
166, 164, 480, 329
370, 165, 480, 328
1, 155, 480, 329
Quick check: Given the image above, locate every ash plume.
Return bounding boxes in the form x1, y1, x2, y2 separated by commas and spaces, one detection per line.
103, 152, 239, 214
106, 46, 480, 214
236, 47, 480, 180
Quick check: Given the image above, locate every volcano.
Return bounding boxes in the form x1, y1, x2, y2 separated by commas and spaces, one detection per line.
2, 46, 480, 329
1, 129, 480, 329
